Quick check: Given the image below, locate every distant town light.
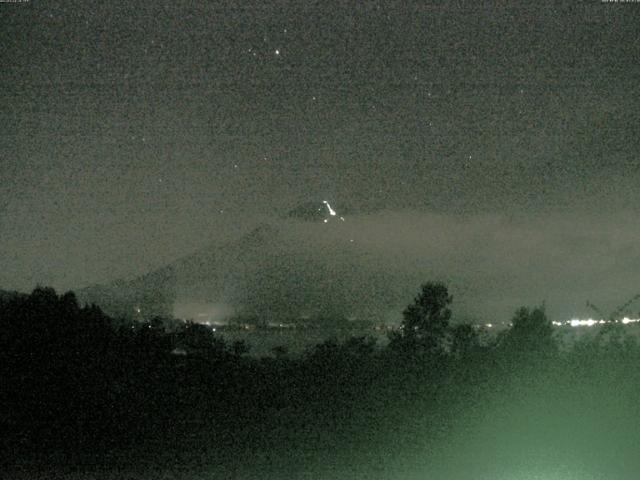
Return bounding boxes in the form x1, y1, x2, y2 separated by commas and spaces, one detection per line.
559, 317, 640, 328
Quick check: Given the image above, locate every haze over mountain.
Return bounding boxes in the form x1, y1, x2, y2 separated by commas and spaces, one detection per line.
78, 202, 405, 324
76, 203, 640, 326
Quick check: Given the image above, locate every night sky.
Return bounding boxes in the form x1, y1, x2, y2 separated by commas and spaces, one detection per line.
2, 1, 640, 322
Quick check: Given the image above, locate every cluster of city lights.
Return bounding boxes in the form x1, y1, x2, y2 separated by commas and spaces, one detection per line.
476, 318, 640, 330
552, 317, 640, 328
142, 303, 640, 332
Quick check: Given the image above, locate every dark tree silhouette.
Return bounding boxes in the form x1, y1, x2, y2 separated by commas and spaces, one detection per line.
272, 345, 290, 359
390, 282, 452, 356
231, 339, 251, 357
450, 323, 480, 359
176, 321, 228, 357
499, 305, 556, 356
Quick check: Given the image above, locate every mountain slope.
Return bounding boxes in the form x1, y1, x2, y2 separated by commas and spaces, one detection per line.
76, 215, 412, 323
77, 223, 286, 319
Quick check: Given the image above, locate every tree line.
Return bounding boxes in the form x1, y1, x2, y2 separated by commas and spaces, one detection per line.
1, 283, 639, 477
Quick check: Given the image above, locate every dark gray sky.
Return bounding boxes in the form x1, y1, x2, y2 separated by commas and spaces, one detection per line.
2, 1, 640, 320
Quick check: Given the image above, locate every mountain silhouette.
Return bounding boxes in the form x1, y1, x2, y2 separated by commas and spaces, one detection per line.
77, 223, 281, 320
77, 213, 408, 324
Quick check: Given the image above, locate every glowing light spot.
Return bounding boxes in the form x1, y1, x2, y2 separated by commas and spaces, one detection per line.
275, 49, 280, 55
568, 318, 605, 327
322, 200, 336, 216
622, 317, 639, 324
